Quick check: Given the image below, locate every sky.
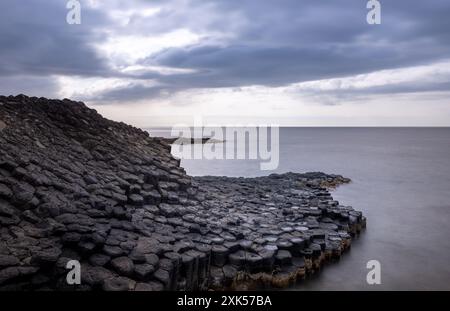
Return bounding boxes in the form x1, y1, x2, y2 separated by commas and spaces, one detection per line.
1, 0, 450, 126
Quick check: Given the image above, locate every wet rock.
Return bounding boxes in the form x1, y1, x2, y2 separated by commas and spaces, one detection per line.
153, 269, 170, 289
0, 214, 20, 226
134, 264, 155, 280
78, 241, 96, 254
135, 281, 164, 291
89, 254, 111, 267
61, 232, 82, 244
159, 204, 177, 217
129, 194, 144, 206
0, 266, 39, 285
209, 266, 225, 289
188, 248, 209, 288
277, 240, 294, 251
81, 265, 114, 287
211, 245, 229, 267
129, 250, 146, 263
0, 199, 15, 216
31, 247, 62, 265
102, 276, 136, 291
228, 250, 262, 272
0, 95, 365, 291
239, 240, 252, 249
12, 182, 35, 206
111, 257, 134, 277
309, 243, 322, 257
103, 245, 124, 257
0, 184, 12, 199
0, 255, 20, 267
222, 264, 238, 283
259, 250, 276, 270
144, 254, 160, 268
145, 190, 161, 204
275, 250, 292, 266
134, 238, 160, 255
22, 210, 41, 224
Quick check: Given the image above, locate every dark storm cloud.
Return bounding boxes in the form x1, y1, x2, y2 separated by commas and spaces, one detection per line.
86, 84, 174, 103
1, 0, 450, 100
148, 43, 444, 88
0, 76, 60, 98
139, 0, 450, 92
0, 0, 112, 77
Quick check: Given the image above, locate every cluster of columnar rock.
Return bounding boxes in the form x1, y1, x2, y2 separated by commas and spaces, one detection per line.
0, 95, 366, 291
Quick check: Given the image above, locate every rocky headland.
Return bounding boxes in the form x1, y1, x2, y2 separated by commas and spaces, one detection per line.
0, 95, 366, 291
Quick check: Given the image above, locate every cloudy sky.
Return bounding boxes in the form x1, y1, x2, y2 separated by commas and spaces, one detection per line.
1, 0, 450, 126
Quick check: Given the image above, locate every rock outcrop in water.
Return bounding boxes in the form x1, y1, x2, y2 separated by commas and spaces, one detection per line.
0, 95, 365, 291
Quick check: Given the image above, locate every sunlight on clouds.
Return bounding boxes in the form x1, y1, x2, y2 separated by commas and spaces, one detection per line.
65, 1, 450, 127
107, 7, 161, 26
288, 61, 450, 92
121, 65, 197, 76
93, 89, 450, 127
57, 76, 158, 99
91, 82, 450, 127
84, 0, 101, 9
95, 29, 202, 66
57, 0, 450, 128
85, 0, 161, 21
78, 59, 450, 127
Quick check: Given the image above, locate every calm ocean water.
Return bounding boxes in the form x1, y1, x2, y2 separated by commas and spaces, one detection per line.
147, 127, 450, 290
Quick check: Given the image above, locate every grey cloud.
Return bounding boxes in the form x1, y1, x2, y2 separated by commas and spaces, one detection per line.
148, 43, 443, 88
2, 0, 450, 102
0, 76, 60, 98
89, 84, 174, 104
322, 81, 450, 97
116, 0, 450, 100
0, 0, 112, 79
291, 76, 450, 104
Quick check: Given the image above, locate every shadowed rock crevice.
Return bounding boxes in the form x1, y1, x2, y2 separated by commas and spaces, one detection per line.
0, 95, 365, 291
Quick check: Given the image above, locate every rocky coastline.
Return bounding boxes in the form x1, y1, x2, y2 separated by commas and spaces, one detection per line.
0, 95, 366, 291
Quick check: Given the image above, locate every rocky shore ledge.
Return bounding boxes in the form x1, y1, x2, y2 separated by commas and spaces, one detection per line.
0, 95, 366, 291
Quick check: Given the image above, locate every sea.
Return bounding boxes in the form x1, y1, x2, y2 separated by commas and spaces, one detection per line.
146, 127, 450, 290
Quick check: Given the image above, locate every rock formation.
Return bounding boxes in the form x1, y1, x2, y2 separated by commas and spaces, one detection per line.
0, 95, 365, 291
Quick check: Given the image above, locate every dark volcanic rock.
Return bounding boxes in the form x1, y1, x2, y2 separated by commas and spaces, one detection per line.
89, 254, 111, 267
0, 95, 366, 291
134, 264, 155, 280
102, 276, 135, 291
111, 257, 134, 277
31, 248, 62, 265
